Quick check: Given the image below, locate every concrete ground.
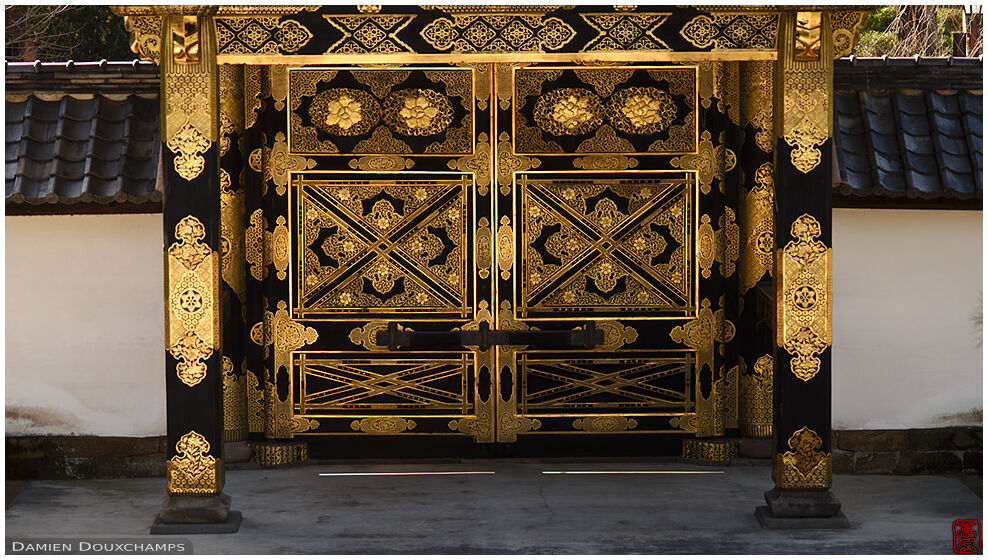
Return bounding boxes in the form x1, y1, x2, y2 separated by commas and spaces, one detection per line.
5, 460, 983, 554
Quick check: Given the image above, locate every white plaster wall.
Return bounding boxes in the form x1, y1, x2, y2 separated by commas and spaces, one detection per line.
4, 209, 981, 436
5, 213, 165, 436
832, 208, 983, 429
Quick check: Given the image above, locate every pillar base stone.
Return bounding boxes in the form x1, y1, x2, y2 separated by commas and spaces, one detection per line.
224, 441, 252, 463
739, 437, 772, 458
150, 493, 242, 534
755, 486, 849, 529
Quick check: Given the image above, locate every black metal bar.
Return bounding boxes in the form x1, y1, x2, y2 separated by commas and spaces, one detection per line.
376, 322, 605, 350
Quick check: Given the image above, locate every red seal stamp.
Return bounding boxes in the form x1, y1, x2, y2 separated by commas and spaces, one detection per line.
954, 519, 982, 554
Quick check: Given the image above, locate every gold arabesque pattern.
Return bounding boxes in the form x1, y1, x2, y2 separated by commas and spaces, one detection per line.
778, 214, 831, 382
167, 216, 219, 388
776, 426, 831, 489
166, 430, 222, 495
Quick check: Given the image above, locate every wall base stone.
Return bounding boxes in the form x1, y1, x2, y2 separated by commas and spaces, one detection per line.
832, 427, 981, 475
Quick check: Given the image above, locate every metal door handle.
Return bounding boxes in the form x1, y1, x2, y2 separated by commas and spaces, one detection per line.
376, 321, 604, 351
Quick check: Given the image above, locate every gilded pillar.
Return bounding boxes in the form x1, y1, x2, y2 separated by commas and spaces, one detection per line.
737, 60, 775, 441
218, 64, 249, 449
758, 10, 843, 527
161, 13, 225, 497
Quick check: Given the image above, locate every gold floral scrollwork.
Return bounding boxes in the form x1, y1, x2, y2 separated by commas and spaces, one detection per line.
718, 207, 739, 278
163, 31, 214, 181
741, 162, 775, 293
273, 300, 318, 376
670, 130, 734, 195
830, 11, 868, 58
350, 417, 417, 434
166, 430, 222, 495
219, 186, 246, 302
270, 216, 290, 281
123, 16, 162, 63
476, 218, 493, 280
594, 321, 638, 351
245, 209, 265, 281
670, 298, 733, 374
261, 132, 316, 196
782, 68, 829, 174
669, 413, 697, 432
167, 216, 218, 388
680, 13, 779, 49
741, 61, 774, 154
498, 413, 541, 441
776, 426, 831, 489
349, 155, 414, 172
449, 133, 492, 196
449, 411, 493, 441
697, 214, 715, 279
496, 216, 514, 281
348, 321, 409, 352
290, 417, 320, 434
572, 416, 638, 432
778, 214, 831, 382
496, 132, 540, 195
573, 155, 638, 170
740, 354, 773, 438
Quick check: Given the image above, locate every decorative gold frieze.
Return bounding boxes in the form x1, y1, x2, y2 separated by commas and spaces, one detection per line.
323, 14, 414, 54
775, 426, 831, 489
167, 216, 219, 388
680, 13, 779, 49
350, 417, 417, 434
740, 354, 773, 438
421, 14, 576, 53
580, 13, 670, 51
215, 16, 313, 55
166, 431, 222, 495
573, 416, 638, 432
777, 215, 831, 382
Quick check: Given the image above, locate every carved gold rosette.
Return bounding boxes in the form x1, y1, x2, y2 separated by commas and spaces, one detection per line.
166, 216, 221, 387
167, 430, 223, 495
776, 215, 831, 381
774, 426, 832, 489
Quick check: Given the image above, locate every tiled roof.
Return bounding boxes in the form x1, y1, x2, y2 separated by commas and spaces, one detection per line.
833, 56, 983, 201
5, 58, 983, 208
5, 60, 161, 207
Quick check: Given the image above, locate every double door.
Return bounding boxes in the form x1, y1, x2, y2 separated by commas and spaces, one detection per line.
278, 62, 722, 442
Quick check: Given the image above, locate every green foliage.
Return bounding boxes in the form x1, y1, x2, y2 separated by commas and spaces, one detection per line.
6, 6, 133, 62
854, 5, 972, 57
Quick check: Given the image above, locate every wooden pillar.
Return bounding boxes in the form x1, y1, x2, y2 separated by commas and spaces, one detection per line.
154, 12, 240, 533
756, 10, 845, 528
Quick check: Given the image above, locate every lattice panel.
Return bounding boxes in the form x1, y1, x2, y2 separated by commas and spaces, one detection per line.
295, 174, 472, 317
297, 353, 473, 414
519, 353, 693, 414
518, 173, 693, 318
